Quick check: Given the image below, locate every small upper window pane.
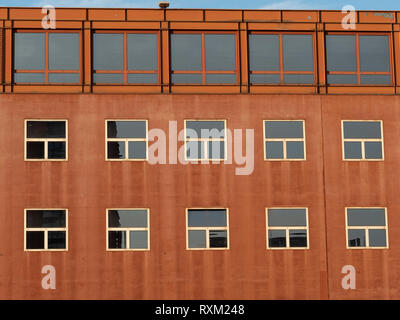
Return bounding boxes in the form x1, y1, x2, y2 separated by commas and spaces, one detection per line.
326, 35, 357, 72
347, 208, 386, 227
249, 34, 280, 71
108, 210, 148, 228
343, 121, 381, 139
204, 34, 236, 71
93, 34, 124, 70
282, 35, 313, 71
267, 208, 307, 227
171, 34, 202, 71
15, 33, 45, 70
49, 33, 79, 71
107, 121, 146, 139
127, 34, 157, 71
27, 121, 66, 138
359, 35, 390, 72
26, 210, 66, 228
265, 121, 303, 139
186, 121, 225, 139
188, 209, 227, 227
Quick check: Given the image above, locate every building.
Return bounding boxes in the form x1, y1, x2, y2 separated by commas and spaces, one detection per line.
0, 6, 400, 300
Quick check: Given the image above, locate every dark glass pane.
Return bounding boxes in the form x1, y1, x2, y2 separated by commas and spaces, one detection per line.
364, 141, 383, 159
26, 231, 45, 249
93, 34, 123, 70
108, 210, 148, 228
348, 229, 366, 247
209, 230, 227, 248
268, 229, 286, 247
130, 231, 148, 249
93, 73, 124, 84
347, 208, 386, 227
171, 73, 203, 84
128, 141, 147, 159
265, 121, 303, 138
14, 33, 45, 70
326, 35, 357, 71
208, 141, 225, 160
283, 74, 314, 84
186, 141, 205, 160
49, 33, 79, 70
343, 121, 381, 139
188, 230, 206, 248
108, 231, 126, 249
327, 74, 358, 84
359, 35, 390, 72
249, 34, 280, 71
205, 34, 236, 71
205, 74, 236, 84
48, 231, 66, 249
26, 141, 45, 159
286, 141, 304, 159
127, 74, 158, 84
107, 121, 146, 139
250, 74, 281, 84
265, 141, 283, 159
14, 73, 45, 83
268, 208, 307, 227
107, 141, 125, 159
48, 73, 80, 83
127, 33, 157, 70
368, 229, 387, 247
282, 35, 313, 71
289, 229, 307, 247
186, 121, 225, 138
344, 141, 362, 159
188, 209, 227, 227
27, 121, 66, 138
360, 75, 391, 85
171, 34, 202, 71
26, 210, 66, 228
48, 141, 66, 159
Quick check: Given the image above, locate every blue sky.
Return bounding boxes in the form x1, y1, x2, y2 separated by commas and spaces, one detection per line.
0, 0, 399, 10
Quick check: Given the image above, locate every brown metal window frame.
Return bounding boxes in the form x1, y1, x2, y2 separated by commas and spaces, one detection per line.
248, 31, 317, 86
13, 29, 82, 85
92, 30, 161, 85
170, 30, 240, 85
326, 32, 394, 86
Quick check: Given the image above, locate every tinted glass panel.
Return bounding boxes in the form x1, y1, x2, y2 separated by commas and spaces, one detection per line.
93, 34, 123, 70
289, 229, 307, 247
343, 121, 381, 139
265, 121, 303, 138
359, 35, 390, 72
26, 141, 45, 159
348, 229, 366, 247
108, 231, 126, 249
265, 141, 283, 159
107, 121, 146, 139
209, 230, 228, 248
268, 209, 307, 227
171, 34, 202, 71
48, 231, 66, 249
268, 229, 286, 247
344, 141, 362, 159
27, 121, 66, 138
205, 74, 236, 84
368, 229, 387, 247
188, 209, 227, 227
205, 34, 236, 71
108, 210, 148, 228
48, 73, 80, 83
107, 141, 125, 159
208, 141, 225, 160
283, 74, 314, 84
327, 74, 358, 84
188, 230, 206, 248
364, 141, 383, 159
26, 231, 45, 249
48, 142, 66, 159
347, 208, 386, 226
15, 33, 45, 70
127, 33, 157, 70
250, 74, 281, 84
360, 75, 391, 85
49, 33, 79, 70
26, 210, 66, 228
326, 35, 357, 71
14, 73, 45, 83
127, 74, 158, 84
130, 230, 148, 249
282, 35, 313, 71
128, 141, 147, 159
186, 141, 206, 160
93, 73, 124, 84
249, 34, 280, 71
186, 121, 225, 138
171, 73, 202, 84
286, 141, 304, 159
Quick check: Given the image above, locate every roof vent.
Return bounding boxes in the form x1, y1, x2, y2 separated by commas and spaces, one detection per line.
159, 1, 170, 9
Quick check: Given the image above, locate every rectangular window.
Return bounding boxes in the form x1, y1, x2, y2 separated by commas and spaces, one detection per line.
264, 120, 306, 160
107, 209, 150, 251
106, 120, 148, 160
249, 33, 315, 85
326, 34, 392, 85
346, 208, 388, 249
14, 31, 81, 84
25, 209, 68, 251
342, 120, 384, 160
171, 32, 237, 84
186, 209, 229, 250
25, 120, 67, 160
266, 208, 309, 249
184, 120, 226, 161
93, 32, 159, 84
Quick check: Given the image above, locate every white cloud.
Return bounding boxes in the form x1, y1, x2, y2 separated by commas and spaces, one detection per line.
260, 0, 313, 10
